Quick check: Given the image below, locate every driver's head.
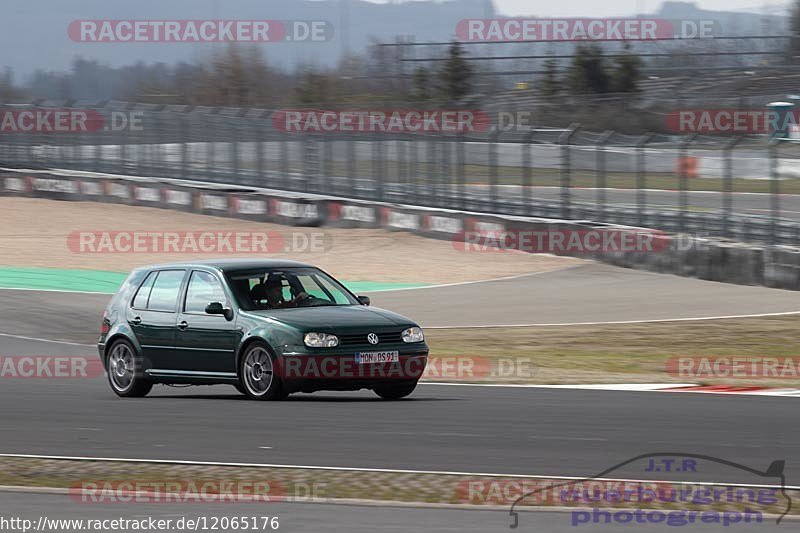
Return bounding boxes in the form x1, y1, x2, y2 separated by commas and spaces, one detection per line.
264, 276, 284, 305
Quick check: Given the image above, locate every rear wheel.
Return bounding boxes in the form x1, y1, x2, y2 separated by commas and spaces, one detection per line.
239, 341, 287, 401
106, 339, 152, 398
373, 380, 418, 400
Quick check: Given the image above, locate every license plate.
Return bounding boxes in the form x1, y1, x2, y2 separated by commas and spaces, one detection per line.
355, 351, 400, 364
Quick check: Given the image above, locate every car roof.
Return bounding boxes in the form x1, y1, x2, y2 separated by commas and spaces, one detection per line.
142, 259, 315, 272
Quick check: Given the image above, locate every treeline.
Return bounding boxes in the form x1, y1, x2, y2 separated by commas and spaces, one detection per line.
6, 41, 476, 108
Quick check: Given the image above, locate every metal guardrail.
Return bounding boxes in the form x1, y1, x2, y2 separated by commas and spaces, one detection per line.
2, 101, 800, 246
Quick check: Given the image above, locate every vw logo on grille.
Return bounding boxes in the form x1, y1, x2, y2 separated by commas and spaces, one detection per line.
367, 333, 380, 345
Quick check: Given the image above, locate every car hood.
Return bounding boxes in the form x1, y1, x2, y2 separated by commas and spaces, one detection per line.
244, 305, 418, 331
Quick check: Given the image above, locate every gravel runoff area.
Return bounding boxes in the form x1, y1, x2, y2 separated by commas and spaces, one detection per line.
0, 197, 581, 284
0, 457, 795, 520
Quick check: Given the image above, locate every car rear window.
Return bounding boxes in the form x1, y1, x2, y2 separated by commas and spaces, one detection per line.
132, 271, 157, 310
146, 270, 185, 312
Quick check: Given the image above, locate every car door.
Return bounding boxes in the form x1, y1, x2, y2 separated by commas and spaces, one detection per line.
174, 269, 240, 375
128, 269, 186, 371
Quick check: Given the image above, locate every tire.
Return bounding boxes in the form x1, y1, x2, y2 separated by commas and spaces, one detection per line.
233, 383, 247, 395
106, 338, 152, 398
373, 380, 418, 400
239, 341, 287, 401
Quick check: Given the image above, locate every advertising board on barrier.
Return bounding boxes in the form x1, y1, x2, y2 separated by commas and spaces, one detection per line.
27, 176, 80, 199
465, 218, 506, 235
79, 180, 104, 197
328, 202, 378, 227
104, 181, 132, 202
133, 186, 162, 204
195, 192, 229, 214
1, 175, 28, 195
424, 214, 464, 236
383, 208, 421, 231
231, 196, 269, 218
340, 204, 376, 224
271, 198, 322, 225
163, 188, 193, 210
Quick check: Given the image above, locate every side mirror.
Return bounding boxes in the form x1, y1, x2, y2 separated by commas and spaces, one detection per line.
358, 295, 371, 306
205, 302, 233, 320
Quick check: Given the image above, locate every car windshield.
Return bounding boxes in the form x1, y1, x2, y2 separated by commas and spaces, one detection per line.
225, 267, 359, 311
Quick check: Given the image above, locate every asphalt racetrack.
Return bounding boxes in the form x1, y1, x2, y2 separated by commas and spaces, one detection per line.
1, 264, 799, 345
0, 262, 798, 486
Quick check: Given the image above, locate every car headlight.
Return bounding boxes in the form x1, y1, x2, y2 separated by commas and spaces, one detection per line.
304, 333, 339, 348
402, 327, 424, 343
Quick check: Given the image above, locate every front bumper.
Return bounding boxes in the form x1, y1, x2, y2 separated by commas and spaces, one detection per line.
276, 348, 428, 392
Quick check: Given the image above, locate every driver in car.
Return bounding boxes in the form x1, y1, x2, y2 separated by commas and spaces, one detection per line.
264, 276, 308, 309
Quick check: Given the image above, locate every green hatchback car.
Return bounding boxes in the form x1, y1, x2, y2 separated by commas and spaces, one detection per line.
98, 259, 429, 400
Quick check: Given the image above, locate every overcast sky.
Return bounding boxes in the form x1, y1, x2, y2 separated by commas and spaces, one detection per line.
469, 0, 788, 18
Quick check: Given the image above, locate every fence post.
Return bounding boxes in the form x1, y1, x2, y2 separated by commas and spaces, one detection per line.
558, 123, 580, 220
635, 132, 654, 228
346, 135, 356, 198
234, 109, 248, 182
371, 137, 384, 202
205, 110, 216, 182
522, 128, 535, 216
409, 133, 419, 206
321, 137, 332, 195
280, 129, 289, 191
397, 136, 407, 203
441, 135, 453, 208
181, 107, 191, 180
769, 137, 781, 246
489, 127, 499, 213
426, 134, 436, 207
456, 131, 466, 210
678, 134, 697, 234
302, 136, 311, 194
255, 112, 267, 185
92, 102, 105, 173
722, 135, 743, 239
596, 130, 614, 223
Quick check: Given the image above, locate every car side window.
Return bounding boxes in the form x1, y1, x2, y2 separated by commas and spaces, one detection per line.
132, 271, 157, 310
147, 270, 185, 312
184, 271, 228, 314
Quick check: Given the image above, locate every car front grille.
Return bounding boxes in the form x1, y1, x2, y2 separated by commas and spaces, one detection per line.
338, 332, 403, 346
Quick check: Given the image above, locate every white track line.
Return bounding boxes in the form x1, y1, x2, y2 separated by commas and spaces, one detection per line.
420, 382, 800, 396
424, 310, 800, 329
0, 453, 794, 490
0, 286, 113, 295
366, 267, 581, 293
0, 332, 94, 347
419, 382, 695, 390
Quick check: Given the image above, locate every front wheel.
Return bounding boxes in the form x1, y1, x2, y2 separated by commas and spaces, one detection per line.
373, 380, 418, 400
106, 339, 152, 398
239, 341, 287, 401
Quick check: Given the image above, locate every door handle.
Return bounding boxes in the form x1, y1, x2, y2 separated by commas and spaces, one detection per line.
177, 320, 189, 330
131, 316, 142, 326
